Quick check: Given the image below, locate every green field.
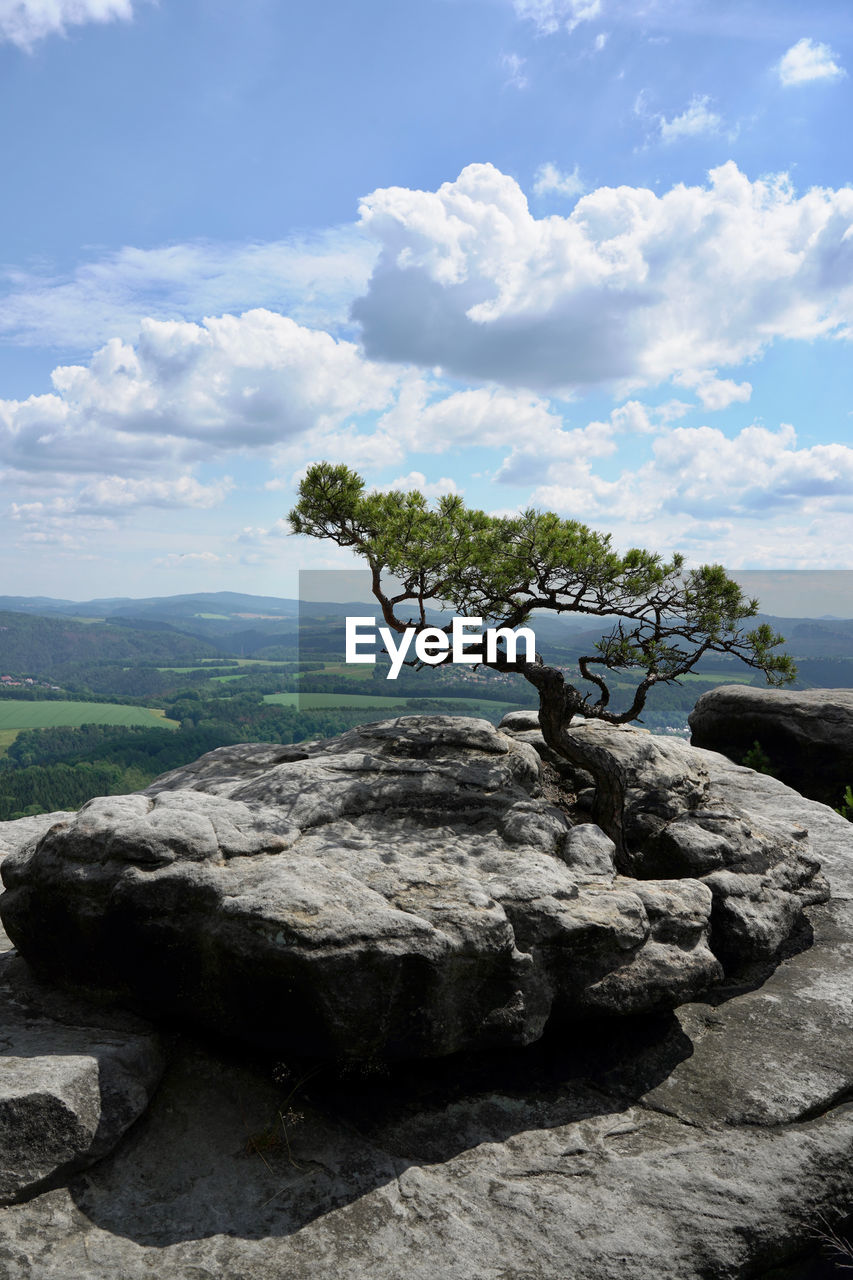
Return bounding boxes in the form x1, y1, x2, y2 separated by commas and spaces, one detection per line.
157, 659, 291, 673
0, 702, 179, 739
263, 691, 520, 716
264, 691, 407, 709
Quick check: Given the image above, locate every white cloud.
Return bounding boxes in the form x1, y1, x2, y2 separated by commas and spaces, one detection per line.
0, 0, 133, 49
777, 38, 846, 87
658, 95, 722, 143
0, 228, 375, 351
513, 0, 601, 36
377, 472, 462, 499
493, 397, 669, 487
593, 31, 607, 51
268, 383, 571, 477
496, 418, 616, 486
155, 551, 232, 567
72, 474, 234, 514
527, 423, 853, 534
501, 52, 528, 89
674, 369, 752, 410
354, 161, 853, 394
0, 309, 398, 477
8, 475, 231, 540
533, 162, 585, 199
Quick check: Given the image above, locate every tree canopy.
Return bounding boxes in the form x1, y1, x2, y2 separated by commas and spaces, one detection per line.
289, 462, 794, 738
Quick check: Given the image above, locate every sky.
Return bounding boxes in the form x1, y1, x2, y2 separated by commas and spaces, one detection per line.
1, 0, 852, 611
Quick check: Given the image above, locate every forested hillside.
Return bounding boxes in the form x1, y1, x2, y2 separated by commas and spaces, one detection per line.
0, 612, 218, 673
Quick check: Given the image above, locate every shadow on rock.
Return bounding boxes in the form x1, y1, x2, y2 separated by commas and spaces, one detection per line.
68, 1011, 694, 1247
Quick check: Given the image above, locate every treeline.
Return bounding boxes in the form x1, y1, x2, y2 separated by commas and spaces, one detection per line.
0, 761, 154, 820
0, 700, 484, 820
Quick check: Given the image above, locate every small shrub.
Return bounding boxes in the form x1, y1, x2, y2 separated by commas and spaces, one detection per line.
835, 784, 853, 823
741, 740, 775, 775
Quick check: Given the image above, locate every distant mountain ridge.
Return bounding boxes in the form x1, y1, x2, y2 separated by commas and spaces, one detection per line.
1, 593, 853, 664
0, 592, 300, 620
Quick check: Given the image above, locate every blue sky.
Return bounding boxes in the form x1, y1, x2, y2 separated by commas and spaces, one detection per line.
1, 0, 852, 607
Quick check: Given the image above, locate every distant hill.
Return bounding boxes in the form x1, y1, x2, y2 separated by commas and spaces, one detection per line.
2, 594, 853, 667
0, 592, 300, 621
0, 612, 219, 674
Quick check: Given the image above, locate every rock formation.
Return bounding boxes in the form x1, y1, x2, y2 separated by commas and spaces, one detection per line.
689, 684, 853, 807
0, 714, 851, 1279
0, 811, 164, 1207
0, 717, 826, 1062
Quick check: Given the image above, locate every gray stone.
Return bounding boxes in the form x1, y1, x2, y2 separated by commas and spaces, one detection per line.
498, 710, 596, 786
0, 812, 73, 953
500, 715, 829, 966
497, 709, 541, 733
1, 734, 853, 1277
562, 823, 617, 877
689, 684, 853, 807
0, 953, 164, 1205
1, 717, 729, 1061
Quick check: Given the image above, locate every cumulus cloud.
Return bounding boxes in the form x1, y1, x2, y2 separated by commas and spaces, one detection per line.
533, 163, 585, 199
493, 397, 669, 487
0, 309, 398, 477
0, 0, 133, 49
674, 370, 752, 410
513, 0, 601, 36
266, 383, 574, 477
496, 419, 616, 486
778, 38, 846, 87
527, 423, 853, 531
658, 95, 722, 143
353, 161, 853, 394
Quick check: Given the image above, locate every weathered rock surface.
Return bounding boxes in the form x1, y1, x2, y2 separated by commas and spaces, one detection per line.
689, 684, 853, 807
501, 714, 829, 966
0, 812, 165, 1206
0, 762, 851, 1279
0, 719, 852, 1278
1, 718, 733, 1061
0, 811, 73, 952
0, 953, 165, 1206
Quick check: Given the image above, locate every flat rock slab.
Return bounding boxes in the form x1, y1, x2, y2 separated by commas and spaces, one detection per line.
689, 685, 853, 807
1, 717, 751, 1061
0, 953, 165, 1205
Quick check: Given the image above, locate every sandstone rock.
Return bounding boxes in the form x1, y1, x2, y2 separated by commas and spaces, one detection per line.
1, 717, 727, 1061
0, 952, 164, 1205
1, 768, 852, 1279
688, 685, 853, 807
562, 823, 616, 877
1, 732, 852, 1277
500, 713, 829, 966
497, 709, 595, 786
0, 811, 73, 954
